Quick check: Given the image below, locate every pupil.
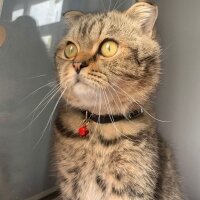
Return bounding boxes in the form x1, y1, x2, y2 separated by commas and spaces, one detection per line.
70, 46, 73, 53
106, 43, 111, 51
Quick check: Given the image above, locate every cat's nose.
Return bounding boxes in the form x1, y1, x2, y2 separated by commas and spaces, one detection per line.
72, 61, 88, 74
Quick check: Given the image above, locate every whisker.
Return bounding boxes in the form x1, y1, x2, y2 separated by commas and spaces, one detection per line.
106, 86, 122, 115
101, 87, 121, 136
105, 86, 139, 141
83, 85, 99, 148
110, 72, 155, 85
103, 90, 114, 122
28, 74, 48, 79
112, 0, 120, 11
24, 83, 60, 120
110, 75, 161, 108
33, 86, 68, 149
18, 81, 56, 104
97, 88, 103, 138
94, 90, 101, 136
108, 85, 142, 137
18, 86, 61, 134
111, 82, 171, 123
29, 86, 61, 121
24, 79, 67, 121
103, 88, 135, 141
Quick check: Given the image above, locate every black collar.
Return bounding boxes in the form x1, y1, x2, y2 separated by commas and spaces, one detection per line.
82, 108, 143, 124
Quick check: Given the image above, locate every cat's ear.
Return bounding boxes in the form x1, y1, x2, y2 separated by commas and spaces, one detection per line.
63, 11, 84, 25
125, 2, 158, 37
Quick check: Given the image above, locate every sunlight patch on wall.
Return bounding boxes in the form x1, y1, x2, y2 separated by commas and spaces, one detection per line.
12, 9, 24, 21
29, 0, 63, 26
41, 35, 52, 49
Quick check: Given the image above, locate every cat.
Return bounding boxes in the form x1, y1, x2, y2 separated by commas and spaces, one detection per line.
53, 2, 183, 200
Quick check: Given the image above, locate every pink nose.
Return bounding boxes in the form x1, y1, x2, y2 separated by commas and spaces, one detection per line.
72, 62, 88, 73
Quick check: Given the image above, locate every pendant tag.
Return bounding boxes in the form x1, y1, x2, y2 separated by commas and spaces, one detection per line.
78, 124, 89, 137
78, 111, 90, 137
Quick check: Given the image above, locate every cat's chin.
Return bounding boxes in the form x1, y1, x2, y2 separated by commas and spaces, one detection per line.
73, 82, 91, 94
72, 82, 97, 107
70, 82, 128, 115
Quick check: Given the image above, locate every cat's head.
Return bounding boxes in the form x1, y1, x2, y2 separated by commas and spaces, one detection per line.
56, 2, 161, 115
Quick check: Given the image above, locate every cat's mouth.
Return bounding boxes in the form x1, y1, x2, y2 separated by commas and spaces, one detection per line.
76, 76, 80, 83
74, 74, 93, 88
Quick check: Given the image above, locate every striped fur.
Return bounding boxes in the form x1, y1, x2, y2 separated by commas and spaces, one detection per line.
53, 2, 183, 200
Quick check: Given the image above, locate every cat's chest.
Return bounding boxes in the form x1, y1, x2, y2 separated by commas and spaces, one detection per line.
56, 131, 141, 172
55, 128, 153, 200
59, 136, 118, 170
57, 136, 119, 200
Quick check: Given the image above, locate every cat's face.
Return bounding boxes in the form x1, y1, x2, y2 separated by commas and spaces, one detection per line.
56, 2, 161, 115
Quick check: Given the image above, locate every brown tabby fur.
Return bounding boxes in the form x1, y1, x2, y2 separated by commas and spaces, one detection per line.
53, 2, 183, 200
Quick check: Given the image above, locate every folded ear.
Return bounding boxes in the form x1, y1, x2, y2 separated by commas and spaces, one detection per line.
125, 2, 158, 37
63, 11, 84, 26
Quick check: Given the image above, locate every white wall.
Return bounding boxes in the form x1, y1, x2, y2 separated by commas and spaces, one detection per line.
156, 1, 200, 199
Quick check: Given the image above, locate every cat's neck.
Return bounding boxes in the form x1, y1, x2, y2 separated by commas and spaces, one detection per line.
58, 102, 155, 140
70, 102, 151, 117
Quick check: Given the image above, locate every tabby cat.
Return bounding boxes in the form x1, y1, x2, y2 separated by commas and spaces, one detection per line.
54, 2, 183, 200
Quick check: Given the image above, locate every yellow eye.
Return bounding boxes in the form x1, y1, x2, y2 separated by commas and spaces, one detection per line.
100, 40, 118, 57
64, 43, 78, 59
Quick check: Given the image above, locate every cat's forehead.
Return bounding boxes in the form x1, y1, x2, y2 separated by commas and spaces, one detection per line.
66, 11, 134, 46
68, 13, 110, 42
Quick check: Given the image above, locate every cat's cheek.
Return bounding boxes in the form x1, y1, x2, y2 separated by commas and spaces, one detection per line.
59, 67, 78, 88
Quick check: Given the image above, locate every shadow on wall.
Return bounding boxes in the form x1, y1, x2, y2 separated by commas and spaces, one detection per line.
0, 16, 55, 200
0, 1, 137, 199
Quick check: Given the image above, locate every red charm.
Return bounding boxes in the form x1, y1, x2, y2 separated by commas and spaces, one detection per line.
78, 125, 89, 137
